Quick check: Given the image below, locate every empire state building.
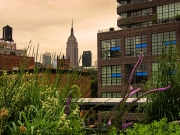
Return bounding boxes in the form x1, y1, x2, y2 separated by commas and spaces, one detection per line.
66, 20, 78, 68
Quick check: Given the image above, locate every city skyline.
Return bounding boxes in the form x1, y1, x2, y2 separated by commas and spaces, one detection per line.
0, 0, 118, 66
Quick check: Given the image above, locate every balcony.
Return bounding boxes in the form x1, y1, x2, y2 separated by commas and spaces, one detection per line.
117, 0, 180, 14
117, 0, 152, 7
117, 14, 154, 27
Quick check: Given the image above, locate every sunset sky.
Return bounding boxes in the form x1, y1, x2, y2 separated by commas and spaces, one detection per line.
0, 0, 118, 66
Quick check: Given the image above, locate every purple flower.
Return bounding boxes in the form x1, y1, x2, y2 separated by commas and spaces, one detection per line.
65, 96, 71, 116
108, 118, 111, 126
128, 52, 143, 83
129, 88, 140, 97
121, 122, 133, 130
157, 85, 171, 91
130, 86, 133, 91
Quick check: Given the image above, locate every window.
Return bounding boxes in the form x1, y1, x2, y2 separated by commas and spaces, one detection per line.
152, 31, 176, 55
152, 63, 158, 84
102, 92, 121, 98
125, 35, 147, 57
131, 8, 152, 17
157, 2, 180, 23
125, 63, 148, 84
101, 65, 121, 86
101, 38, 121, 60
152, 62, 177, 84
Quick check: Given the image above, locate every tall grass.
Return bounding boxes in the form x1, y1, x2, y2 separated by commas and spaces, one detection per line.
138, 44, 180, 123
0, 43, 89, 135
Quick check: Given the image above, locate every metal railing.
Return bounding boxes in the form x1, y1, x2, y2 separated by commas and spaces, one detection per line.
98, 27, 121, 33
117, 0, 152, 7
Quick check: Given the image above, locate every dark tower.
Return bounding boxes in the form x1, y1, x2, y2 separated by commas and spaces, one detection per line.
2, 25, 14, 42
82, 51, 92, 67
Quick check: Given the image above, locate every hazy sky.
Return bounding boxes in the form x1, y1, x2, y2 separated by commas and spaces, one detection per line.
0, 0, 118, 66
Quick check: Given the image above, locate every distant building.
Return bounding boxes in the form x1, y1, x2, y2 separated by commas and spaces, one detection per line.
0, 25, 26, 56
53, 55, 70, 70
0, 25, 33, 71
66, 20, 78, 68
82, 51, 92, 67
42, 53, 51, 67
0, 54, 34, 71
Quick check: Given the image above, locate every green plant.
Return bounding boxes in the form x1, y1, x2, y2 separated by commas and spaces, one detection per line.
126, 19, 131, 28
0, 43, 90, 134
121, 118, 180, 135
152, 14, 158, 24
175, 14, 180, 21
109, 27, 115, 31
138, 44, 180, 123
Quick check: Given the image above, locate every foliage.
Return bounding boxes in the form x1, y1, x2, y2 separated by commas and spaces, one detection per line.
0, 68, 88, 134
109, 27, 115, 31
126, 19, 131, 28
138, 45, 180, 123
120, 118, 180, 135
86, 68, 98, 98
152, 14, 158, 24
175, 14, 180, 21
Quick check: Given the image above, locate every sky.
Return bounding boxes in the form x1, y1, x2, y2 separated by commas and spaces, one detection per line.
0, 0, 118, 66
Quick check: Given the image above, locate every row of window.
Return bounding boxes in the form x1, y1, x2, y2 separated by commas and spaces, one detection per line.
120, 8, 152, 19
101, 62, 177, 87
157, 2, 180, 20
101, 63, 148, 86
101, 92, 144, 98
102, 65, 121, 86
121, 21, 153, 29
125, 35, 147, 57
101, 39, 121, 60
102, 92, 121, 98
119, 0, 152, 6
101, 31, 176, 59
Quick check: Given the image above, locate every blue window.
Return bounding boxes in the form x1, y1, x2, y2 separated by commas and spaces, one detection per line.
172, 40, 176, 44
136, 43, 147, 48
111, 73, 122, 77
110, 46, 121, 51
136, 72, 148, 76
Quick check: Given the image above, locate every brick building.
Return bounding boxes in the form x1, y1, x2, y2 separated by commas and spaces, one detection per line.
97, 0, 180, 123
0, 54, 34, 71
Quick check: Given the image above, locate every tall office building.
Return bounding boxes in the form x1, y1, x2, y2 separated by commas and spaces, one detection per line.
66, 20, 78, 68
42, 53, 51, 67
97, 0, 180, 122
82, 51, 92, 67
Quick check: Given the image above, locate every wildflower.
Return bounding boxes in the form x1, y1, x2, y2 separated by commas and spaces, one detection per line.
128, 52, 143, 83
20, 126, 27, 133
157, 85, 171, 91
65, 96, 71, 116
129, 88, 140, 97
130, 86, 133, 91
121, 122, 133, 130
0, 108, 8, 119
108, 118, 111, 126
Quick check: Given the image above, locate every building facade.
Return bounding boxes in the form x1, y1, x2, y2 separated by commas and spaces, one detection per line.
82, 51, 92, 67
66, 21, 78, 68
97, 0, 180, 123
42, 53, 51, 67
0, 54, 34, 71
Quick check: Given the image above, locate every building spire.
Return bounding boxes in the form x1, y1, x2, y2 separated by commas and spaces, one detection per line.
71, 18, 73, 27
70, 18, 75, 38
